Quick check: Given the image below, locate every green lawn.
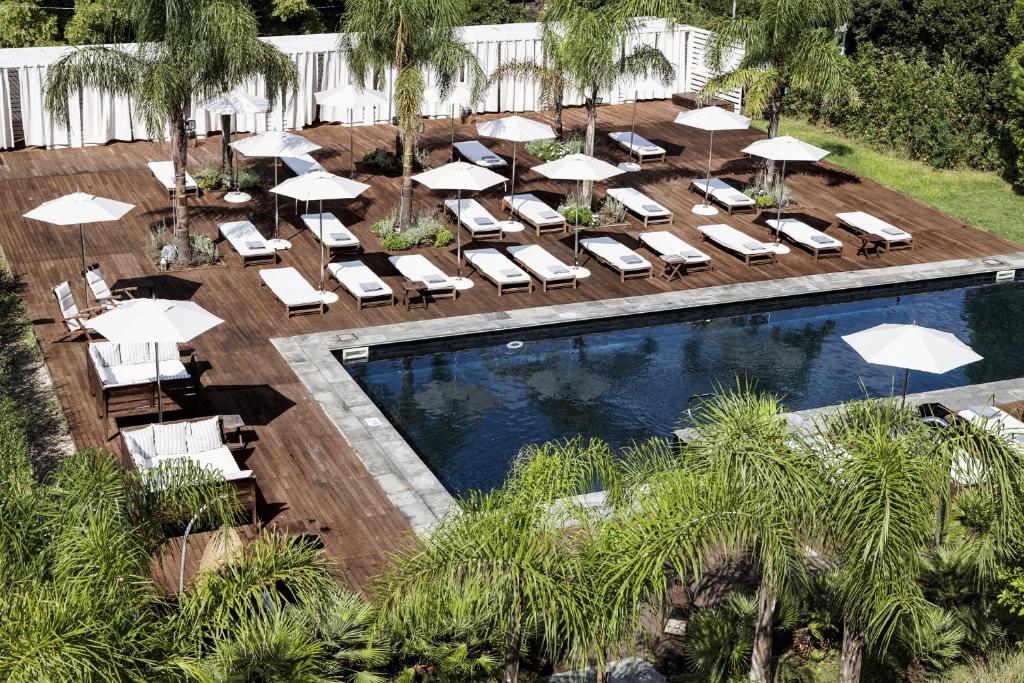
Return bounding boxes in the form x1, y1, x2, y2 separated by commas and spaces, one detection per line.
755, 118, 1024, 245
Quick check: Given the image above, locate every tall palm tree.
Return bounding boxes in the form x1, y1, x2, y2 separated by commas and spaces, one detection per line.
488, 58, 568, 139
700, 0, 856, 189
340, 0, 485, 228
44, 0, 297, 264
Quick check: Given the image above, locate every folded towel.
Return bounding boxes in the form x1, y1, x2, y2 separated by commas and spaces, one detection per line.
743, 241, 767, 251
540, 211, 561, 220
641, 146, 662, 153
881, 227, 905, 236
621, 254, 643, 265
473, 217, 495, 226
728, 192, 753, 203
810, 235, 834, 245
330, 231, 352, 242
360, 281, 383, 292
499, 268, 523, 279
482, 155, 500, 161
681, 250, 705, 259
547, 265, 571, 275
245, 240, 265, 250
663, 254, 688, 264
423, 275, 446, 284
642, 204, 665, 213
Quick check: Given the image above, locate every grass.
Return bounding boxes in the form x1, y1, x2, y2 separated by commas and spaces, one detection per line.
755, 117, 1024, 245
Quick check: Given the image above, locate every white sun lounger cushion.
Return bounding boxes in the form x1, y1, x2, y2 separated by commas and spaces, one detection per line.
768, 218, 842, 250
454, 141, 507, 167
606, 187, 671, 217
389, 254, 455, 290
464, 249, 530, 284
691, 178, 756, 207
445, 199, 501, 233
639, 232, 711, 263
836, 211, 912, 241
959, 406, 1024, 434
608, 132, 666, 155
580, 237, 652, 271
282, 154, 325, 175
260, 267, 322, 307
147, 161, 197, 191
219, 221, 274, 257
506, 245, 574, 281
302, 213, 359, 247
699, 224, 771, 254
327, 260, 393, 297
504, 194, 566, 225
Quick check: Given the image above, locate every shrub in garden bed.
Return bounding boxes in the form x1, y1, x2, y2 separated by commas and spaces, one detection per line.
147, 222, 221, 268
372, 211, 453, 251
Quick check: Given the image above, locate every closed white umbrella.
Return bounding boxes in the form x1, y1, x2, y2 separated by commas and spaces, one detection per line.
314, 85, 390, 178
476, 115, 555, 214
412, 162, 507, 289
842, 323, 982, 403
23, 192, 135, 304
86, 298, 224, 421
675, 106, 751, 215
533, 153, 623, 277
230, 131, 321, 245
198, 88, 272, 203
270, 171, 370, 302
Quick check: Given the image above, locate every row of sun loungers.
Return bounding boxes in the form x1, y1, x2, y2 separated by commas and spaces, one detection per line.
454, 133, 670, 170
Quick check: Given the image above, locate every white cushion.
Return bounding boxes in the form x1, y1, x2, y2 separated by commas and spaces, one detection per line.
91, 343, 121, 367
153, 343, 179, 362
187, 417, 222, 454
86, 268, 112, 300
123, 426, 155, 465
188, 446, 247, 479
101, 359, 190, 387
152, 423, 188, 457
119, 342, 152, 365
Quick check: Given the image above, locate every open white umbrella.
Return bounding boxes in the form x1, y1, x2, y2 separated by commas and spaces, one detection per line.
198, 88, 271, 203
412, 161, 507, 289
532, 153, 624, 277
24, 192, 135, 304
675, 106, 751, 215
230, 131, 321, 245
270, 171, 370, 302
86, 298, 224, 421
314, 85, 390, 178
476, 115, 555, 214
842, 323, 983, 404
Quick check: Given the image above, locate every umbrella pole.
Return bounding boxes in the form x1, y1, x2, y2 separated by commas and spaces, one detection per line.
450, 103, 456, 162
508, 141, 518, 215
156, 342, 163, 423
629, 91, 638, 148
901, 367, 911, 407
704, 131, 714, 208
80, 223, 89, 305
774, 159, 786, 244
573, 183, 581, 269
319, 199, 325, 295
349, 108, 355, 179
274, 160, 280, 239
456, 189, 463, 280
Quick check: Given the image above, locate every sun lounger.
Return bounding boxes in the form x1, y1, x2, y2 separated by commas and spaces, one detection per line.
502, 193, 567, 235
327, 260, 395, 309
580, 236, 653, 281
958, 405, 1024, 438
445, 198, 505, 240
607, 187, 673, 227
767, 218, 843, 260
282, 154, 325, 176
608, 131, 667, 165
148, 161, 199, 198
835, 211, 913, 253
638, 231, 712, 280
698, 224, 777, 267
218, 221, 277, 267
259, 267, 325, 317
453, 141, 507, 168
51, 281, 102, 342
689, 178, 757, 215
86, 341, 198, 420
301, 212, 361, 259
389, 254, 457, 300
84, 264, 139, 309
507, 244, 577, 292
462, 248, 533, 295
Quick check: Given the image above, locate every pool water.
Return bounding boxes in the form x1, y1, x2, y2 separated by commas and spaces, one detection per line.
346, 281, 1024, 497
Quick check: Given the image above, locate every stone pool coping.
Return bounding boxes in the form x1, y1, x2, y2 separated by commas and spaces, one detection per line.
272, 251, 1024, 532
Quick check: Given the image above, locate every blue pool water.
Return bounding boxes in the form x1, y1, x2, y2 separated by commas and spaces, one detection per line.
346, 281, 1024, 497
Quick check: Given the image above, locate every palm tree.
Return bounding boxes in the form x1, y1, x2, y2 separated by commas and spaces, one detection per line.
340, 0, 485, 227
488, 58, 568, 139
44, 0, 297, 264
700, 0, 856, 189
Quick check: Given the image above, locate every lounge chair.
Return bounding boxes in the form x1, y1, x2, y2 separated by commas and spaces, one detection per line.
507, 244, 577, 292
608, 131, 667, 165
689, 178, 757, 215
638, 231, 712, 281
502, 193, 567, 235
147, 161, 199, 198
259, 267, 325, 317
51, 281, 101, 342
767, 218, 843, 260
835, 211, 913, 253
84, 265, 138, 309
282, 154, 325, 176
87, 341, 197, 421
445, 198, 505, 240
698, 224, 777, 267
958, 405, 1024, 437
327, 260, 395, 309
217, 221, 277, 267
120, 416, 256, 523
301, 212, 361, 259
463, 248, 533, 295
453, 141, 507, 168
606, 187, 673, 227
580, 236, 653, 281
389, 254, 457, 300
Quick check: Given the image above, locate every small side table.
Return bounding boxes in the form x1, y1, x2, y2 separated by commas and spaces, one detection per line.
221, 414, 246, 450
858, 235, 885, 259
401, 281, 429, 311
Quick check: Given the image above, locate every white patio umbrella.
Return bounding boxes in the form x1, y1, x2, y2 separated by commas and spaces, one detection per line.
411, 161, 507, 290
270, 171, 370, 303
741, 135, 830, 250
23, 192, 135, 304
230, 131, 321, 245
532, 153, 624, 278
675, 106, 751, 215
198, 88, 271, 203
314, 85, 390, 178
476, 115, 555, 213
842, 323, 983, 404
86, 298, 224, 421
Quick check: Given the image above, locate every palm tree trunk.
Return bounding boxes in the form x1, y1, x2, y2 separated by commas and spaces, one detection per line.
554, 96, 564, 140
839, 621, 865, 683
170, 110, 192, 264
503, 601, 523, 683
583, 88, 597, 198
761, 87, 784, 193
749, 585, 776, 682
399, 129, 415, 228
220, 113, 233, 180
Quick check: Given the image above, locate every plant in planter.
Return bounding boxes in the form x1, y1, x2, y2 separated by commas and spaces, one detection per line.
362, 148, 402, 175
148, 222, 221, 268
744, 181, 793, 210
373, 210, 452, 251
235, 168, 261, 191
594, 196, 627, 227
525, 135, 585, 162
559, 202, 595, 227
194, 167, 226, 192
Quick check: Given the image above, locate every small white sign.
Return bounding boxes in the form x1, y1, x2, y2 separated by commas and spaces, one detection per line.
364, 417, 384, 427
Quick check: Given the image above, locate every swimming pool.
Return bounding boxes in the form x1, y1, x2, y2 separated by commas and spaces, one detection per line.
345, 280, 1024, 497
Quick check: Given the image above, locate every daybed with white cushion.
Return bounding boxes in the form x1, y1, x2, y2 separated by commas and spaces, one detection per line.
259, 267, 325, 317
120, 416, 256, 523
579, 236, 653, 281
638, 231, 712, 280
507, 244, 577, 291
767, 218, 843, 260
689, 178, 757, 215
463, 248, 533, 295
698, 224, 777, 267
608, 131, 667, 165
607, 187, 673, 227
327, 260, 395, 309
52, 281, 101, 343
835, 211, 914, 252
301, 212, 361, 259
389, 254, 457, 300
445, 198, 505, 240
454, 141, 508, 168
282, 154, 325, 176
502, 193, 567, 235
148, 161, 199, 198
86, 341, 197, 420
218, 221, 277, 267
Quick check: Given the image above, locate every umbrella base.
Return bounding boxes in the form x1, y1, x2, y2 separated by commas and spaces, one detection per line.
453, 277, 475, 291
320, 291, 340, 304
767, 243, 791, 255
267, 238, 292, 251
498, 220, 526, 233
691, 204, 719, 216
569, 265, 592, 279
617, 162, 641, 172
224, 191, 251, 204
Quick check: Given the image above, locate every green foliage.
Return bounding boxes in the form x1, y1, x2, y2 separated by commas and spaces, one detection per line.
64, 0, 130, 45
270, 0, 324, 34
235, 168, 261, 190
362, 148, 403, 175
374, 210, 451, 250
595, 196, 627, 226
559, 202, 595, 227
381, 232, 415, 251
0, 0, 58, 48
999, 43, 1024, 186
433, 227, 453, 248
683, 592, 757, 683
468, 0, 533, 25
194, 167, 227, 191
525, 135, 583, 161
148, 224, 222, 267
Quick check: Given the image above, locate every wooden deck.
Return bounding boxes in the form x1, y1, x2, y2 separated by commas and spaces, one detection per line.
0, 100, 1017, 592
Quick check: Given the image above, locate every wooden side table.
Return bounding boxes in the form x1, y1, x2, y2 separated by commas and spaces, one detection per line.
401, 281, 429, 311
221, 414, 246, 450
857, 235, 885, 259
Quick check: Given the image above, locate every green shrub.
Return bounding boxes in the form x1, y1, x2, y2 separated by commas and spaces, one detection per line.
189, 233, 220, 265
433, 227, 453, 248
560, 202, 595, 227
373, 210, 450, 250
595, 196, 627, 226
235, 168, 261, 190
194, 167, 225, 191
362, 148, 402, 175
371, 213, 398, 237
380, 232, 414, 251
147, 223, 221, 268
755, 193, 776, 209
524, 135, 583, 162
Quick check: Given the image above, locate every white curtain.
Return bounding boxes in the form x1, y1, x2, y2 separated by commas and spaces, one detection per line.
0, 70, 13, 148
19, 65, 78, 148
